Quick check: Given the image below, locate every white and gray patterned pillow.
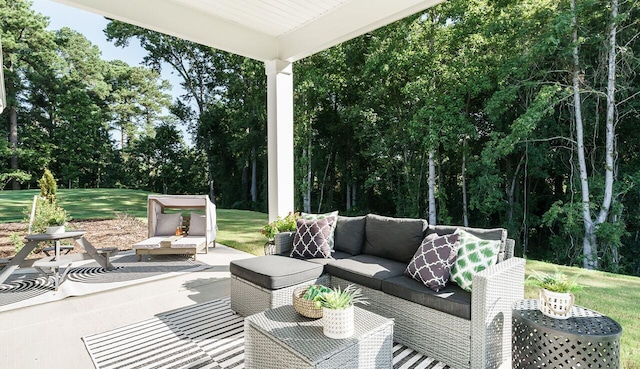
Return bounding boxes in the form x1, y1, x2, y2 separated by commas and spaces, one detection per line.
290, 217, 335, 259
405, 234, 460, 292
301, 211, 338, 249
450, 229, 502, 292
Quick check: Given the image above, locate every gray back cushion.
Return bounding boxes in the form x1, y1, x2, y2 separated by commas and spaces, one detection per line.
362, 214, 427, 263
155, 213, 182, 236
334, 215, 366, 255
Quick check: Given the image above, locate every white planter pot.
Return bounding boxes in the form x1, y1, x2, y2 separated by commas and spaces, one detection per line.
45, 225, 65, 235
322, 306, 354, 339
539, 289, 574, 319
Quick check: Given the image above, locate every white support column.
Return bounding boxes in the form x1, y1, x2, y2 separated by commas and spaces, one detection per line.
265, 60, 294, 222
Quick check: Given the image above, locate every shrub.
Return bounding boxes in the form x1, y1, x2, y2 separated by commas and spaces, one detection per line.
261, 212, 299, 240
38, 169, 57, 204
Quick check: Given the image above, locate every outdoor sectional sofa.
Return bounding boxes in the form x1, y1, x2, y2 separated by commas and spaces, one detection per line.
230, 214, 525, 369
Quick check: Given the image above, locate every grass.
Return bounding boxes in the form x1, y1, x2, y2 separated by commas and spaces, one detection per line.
216, 209, 268, 255
525, 260, 640, 369
1, 189, 638, 367
0, 188, 151, 222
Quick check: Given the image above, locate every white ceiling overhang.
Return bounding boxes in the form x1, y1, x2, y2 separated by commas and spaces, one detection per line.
53, 0, 445, 62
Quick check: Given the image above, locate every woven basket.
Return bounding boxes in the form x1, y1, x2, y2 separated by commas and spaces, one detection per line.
292, 286, 323, 319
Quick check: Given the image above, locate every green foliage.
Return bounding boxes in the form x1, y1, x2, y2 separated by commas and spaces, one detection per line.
313, 284, 369, 310
38, 169, 57, 203
0, 170, 31, 190
27, 197, 71, 230
261, 212, 299, 240
526, 269, 582, 293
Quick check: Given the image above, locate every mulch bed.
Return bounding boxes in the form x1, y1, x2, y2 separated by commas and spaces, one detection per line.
0, 216, 147, 259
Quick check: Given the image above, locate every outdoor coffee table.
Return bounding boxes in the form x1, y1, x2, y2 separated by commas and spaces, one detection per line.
244, 305, 394, 369
512, 299, 622, 369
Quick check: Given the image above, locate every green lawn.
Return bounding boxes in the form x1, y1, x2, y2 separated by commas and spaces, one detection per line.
1, 189, 638, 367
216, 209, 267, 255
0, 188, 151, 222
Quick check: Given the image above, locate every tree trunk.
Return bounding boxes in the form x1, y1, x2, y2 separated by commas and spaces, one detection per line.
571, 0, 597, 270
251, 146, 257, 203
461, 137, 469, 227
302, 148, 312, 213
346, 180, 352, 211
428, 149, 436, 225
9, 106, 19, 190
352, 183, 357, 209
242, 160, 250, 202
596, 0, 617, 228
317, 154, 331, 213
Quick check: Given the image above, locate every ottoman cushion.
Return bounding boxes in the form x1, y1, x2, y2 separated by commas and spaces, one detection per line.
230, 255, 324, 290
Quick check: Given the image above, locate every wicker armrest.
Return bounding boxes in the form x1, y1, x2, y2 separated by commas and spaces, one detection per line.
470, 256, 525, 369
274, 231, 295, 255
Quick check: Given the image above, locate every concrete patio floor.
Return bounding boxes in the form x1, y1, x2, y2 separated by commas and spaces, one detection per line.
0, 244, 253, 369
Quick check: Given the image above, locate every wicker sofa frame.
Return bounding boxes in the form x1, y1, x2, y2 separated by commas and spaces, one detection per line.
230, 229, 525, 369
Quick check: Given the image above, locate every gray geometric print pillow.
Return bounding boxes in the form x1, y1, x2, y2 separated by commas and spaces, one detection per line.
450, 229, 502, 292
301, 211, 338, 249
405, 234, 460, 292
290, 217, 335, 259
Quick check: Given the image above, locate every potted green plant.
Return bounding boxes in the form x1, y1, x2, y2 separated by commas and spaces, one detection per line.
40, 201, 71, 235
313, 284, 369, 338
260, 212, 298, 254
527, 270, 581, 319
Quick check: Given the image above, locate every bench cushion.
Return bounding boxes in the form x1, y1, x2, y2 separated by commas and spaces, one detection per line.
324, 254, 407, 290
362, 214, 426, 263
171, 236, 206, 249
381, 275, 472, 320
230, 255, 324, 290
133, 236, 166, 249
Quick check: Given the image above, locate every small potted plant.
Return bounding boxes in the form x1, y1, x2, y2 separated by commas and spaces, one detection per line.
314, 284, 368, 338
527, 270, 581, 319
260, 212, 298, 254
40, 202, 71, 235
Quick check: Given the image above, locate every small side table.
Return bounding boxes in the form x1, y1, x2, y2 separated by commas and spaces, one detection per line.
244, 305, 394, 369
512, 299, 622, 369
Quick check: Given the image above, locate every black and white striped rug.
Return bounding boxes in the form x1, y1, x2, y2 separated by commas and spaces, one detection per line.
83, 298, 449, 369
0, 254, 210, 311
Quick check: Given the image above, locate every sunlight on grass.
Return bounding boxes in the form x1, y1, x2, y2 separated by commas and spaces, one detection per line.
216, 209, 267, 255
0, 189, 152, 222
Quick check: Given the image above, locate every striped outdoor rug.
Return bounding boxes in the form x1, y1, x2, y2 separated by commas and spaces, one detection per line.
83, 297, 450, 369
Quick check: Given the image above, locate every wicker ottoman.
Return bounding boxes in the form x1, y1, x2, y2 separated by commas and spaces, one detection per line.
244, 305, 394, 369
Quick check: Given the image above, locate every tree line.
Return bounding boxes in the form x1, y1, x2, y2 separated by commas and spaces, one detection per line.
2, 0, 639, 275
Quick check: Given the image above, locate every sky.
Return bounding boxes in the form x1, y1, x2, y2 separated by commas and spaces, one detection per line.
30, 0, 190, 143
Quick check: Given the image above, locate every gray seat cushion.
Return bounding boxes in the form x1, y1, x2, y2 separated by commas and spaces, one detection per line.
230, 255, 324, 290
381, 275, 472, 320
306, 251, 353, 266
362, 214, 427, 263
334, 216, 366, 255
324, 254, 407, 290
